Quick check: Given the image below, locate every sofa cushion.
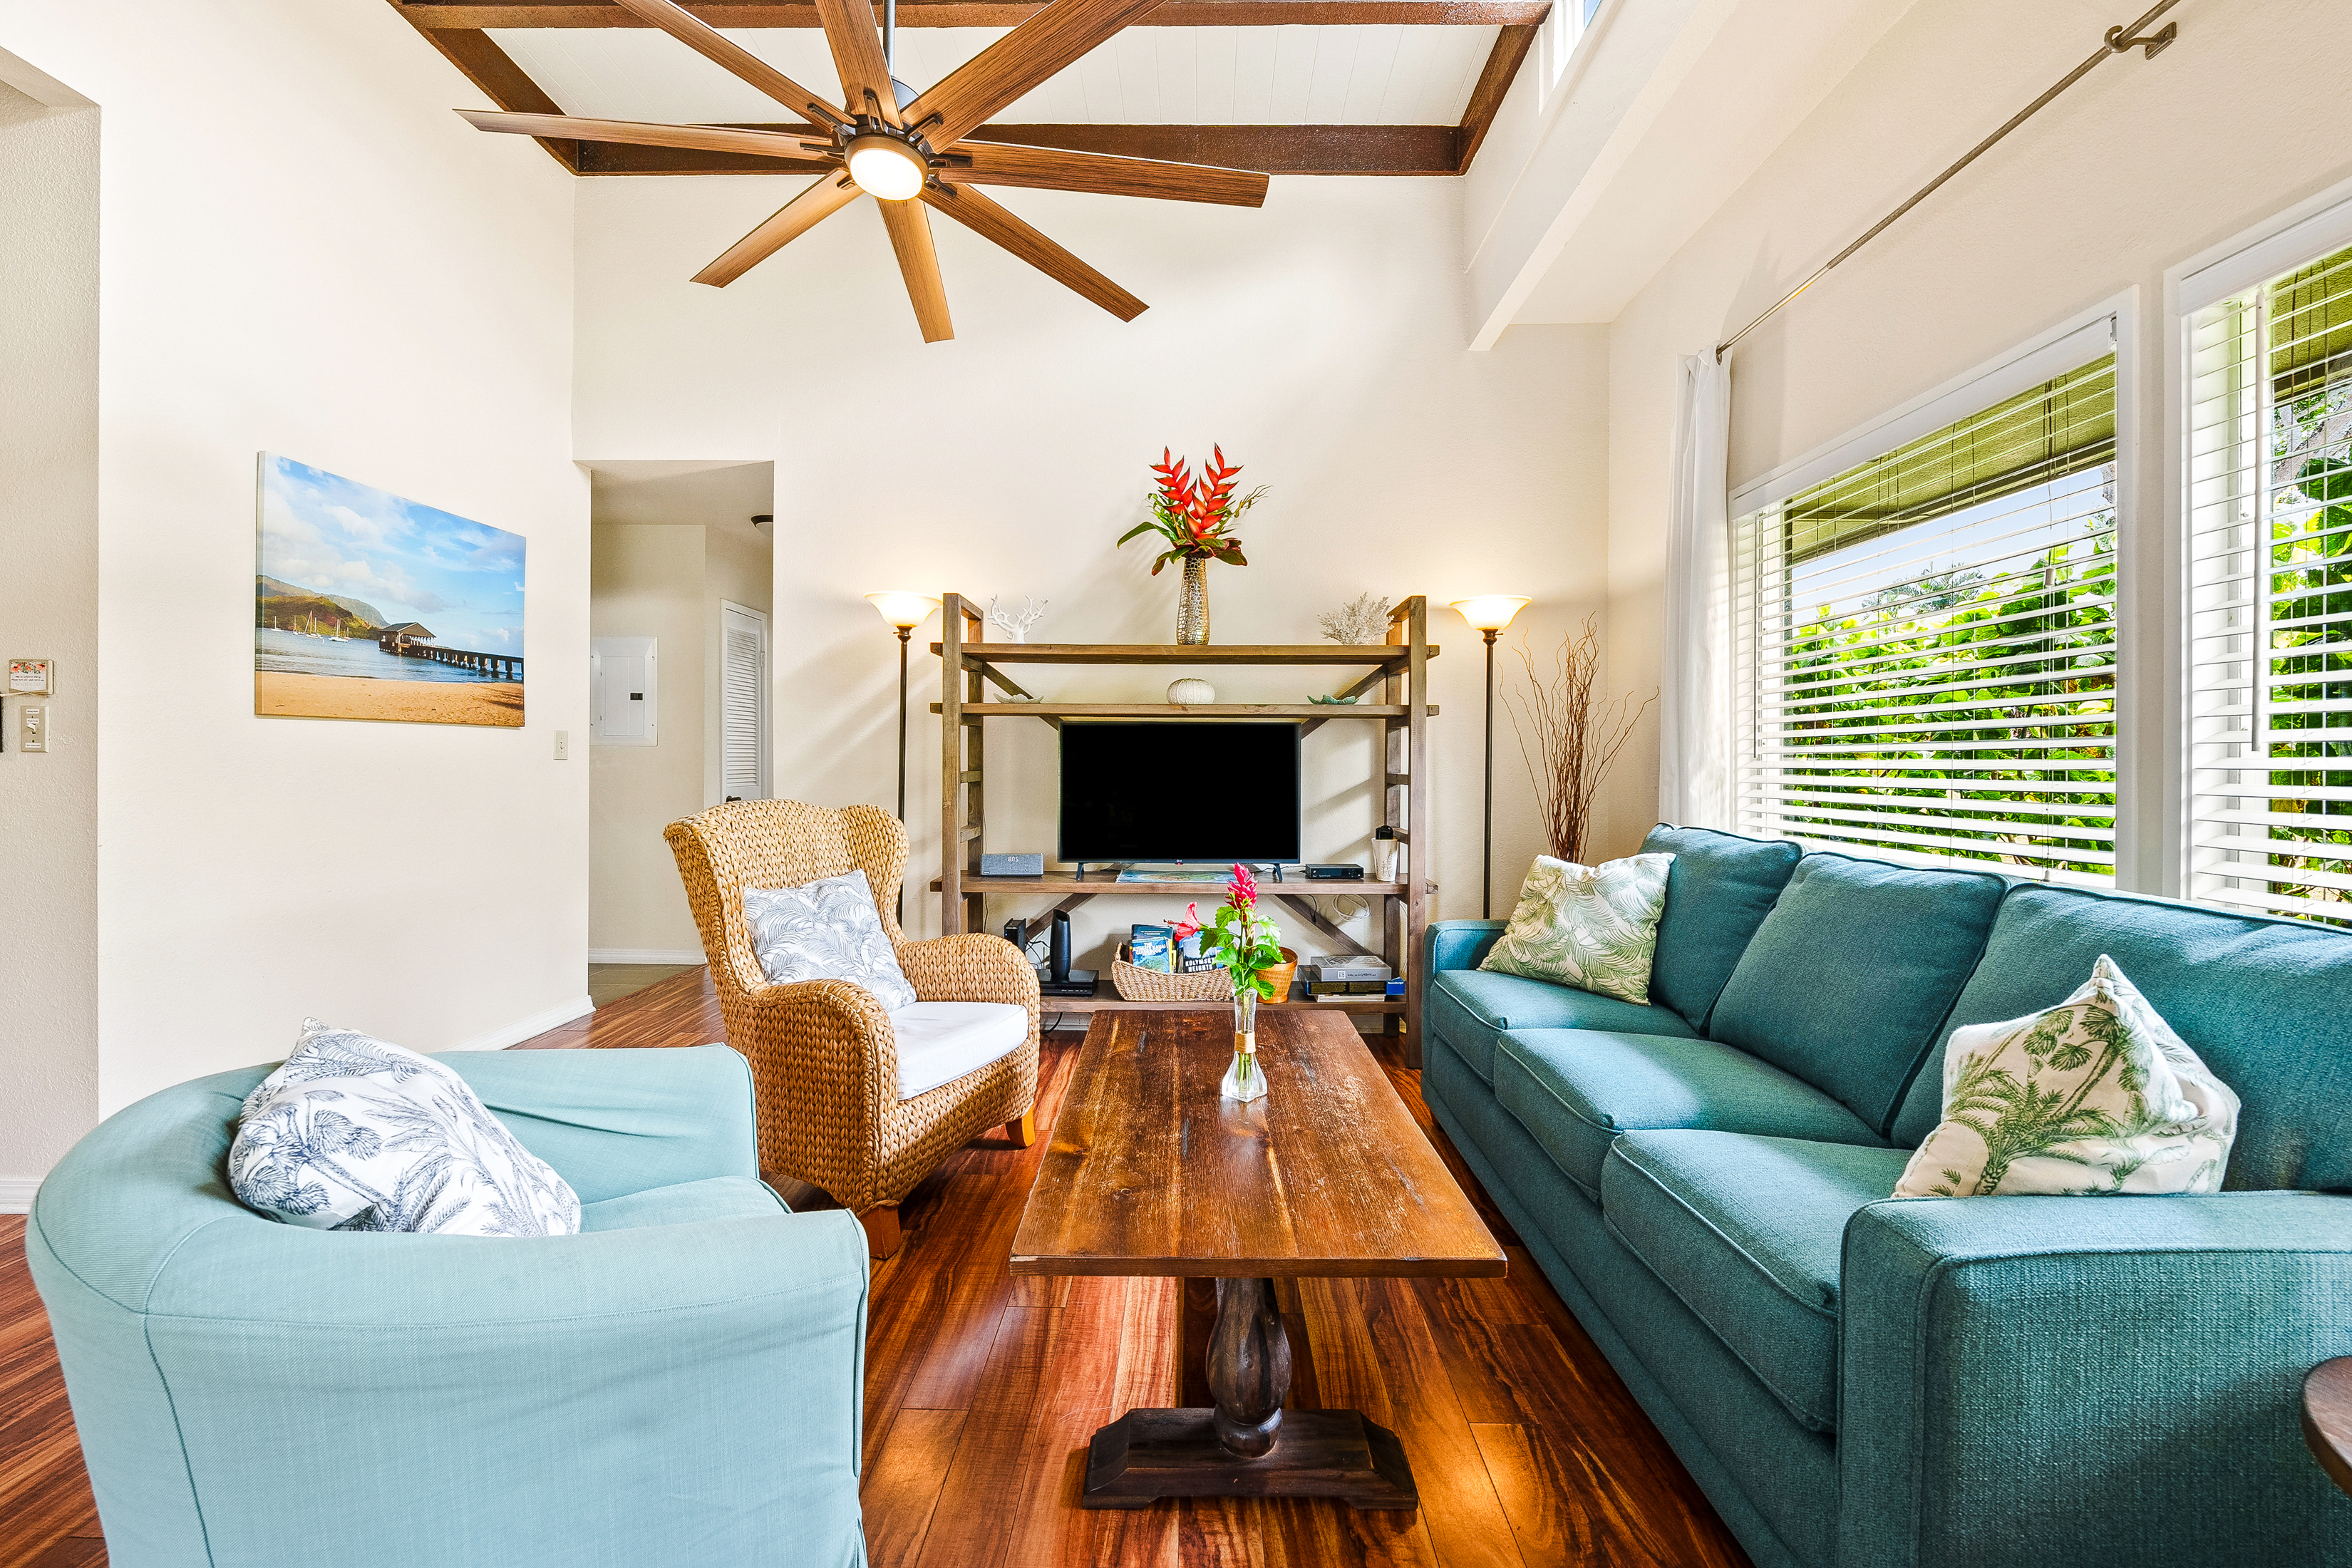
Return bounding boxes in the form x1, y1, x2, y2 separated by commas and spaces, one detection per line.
579, 1175, 787, 1232
1492, 1028, 1886, 1199
1639, 825, 1803, 1030
1481, 852, 1676, 1004
1889, 884, 2352, 1190
1428, 970, 1695, 1085
1708, 853, 2008, 1138
1603, 1130, 1913, 1433
892, 1001, 1028, 1100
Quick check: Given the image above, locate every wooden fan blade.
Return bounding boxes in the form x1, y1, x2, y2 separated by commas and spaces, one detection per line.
814, 0, 902, 127
611, 0, 845, 127
945, 140, 1268, 208
694, 176, 863, 287
878, 200, 954, 343
458, 111, 833, 167
922, 184, 1144, 321
907, 0, 1164, 149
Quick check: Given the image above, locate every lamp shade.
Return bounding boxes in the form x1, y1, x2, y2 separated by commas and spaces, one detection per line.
1450, 595, 1532, 633
865, 592, 941, 630
846, 135, 927, 202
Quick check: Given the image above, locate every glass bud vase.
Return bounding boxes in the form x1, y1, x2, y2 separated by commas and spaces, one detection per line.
1222, 986, 1267, 1103
1177, 555, 1211, 645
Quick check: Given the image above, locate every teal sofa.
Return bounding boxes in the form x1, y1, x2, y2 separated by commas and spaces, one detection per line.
27, 1045, 870, 1568
1424, 825, 2352, 1568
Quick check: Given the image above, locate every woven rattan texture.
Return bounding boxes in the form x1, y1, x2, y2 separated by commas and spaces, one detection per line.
664, 800, 1039, 1213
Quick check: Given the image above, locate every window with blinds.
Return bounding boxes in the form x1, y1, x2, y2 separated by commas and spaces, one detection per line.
2187, 242, 2352, 923
1732, 351, 2120, 882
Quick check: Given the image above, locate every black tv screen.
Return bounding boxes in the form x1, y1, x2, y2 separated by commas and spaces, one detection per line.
1058, 722, 1301, 864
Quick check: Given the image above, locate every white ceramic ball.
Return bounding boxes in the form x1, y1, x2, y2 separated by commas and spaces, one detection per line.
1167, 678, 1217, 706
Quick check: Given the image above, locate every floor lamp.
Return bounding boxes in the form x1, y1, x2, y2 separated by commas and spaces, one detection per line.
865, 592, 942, 922
1450, 597, 1532, 920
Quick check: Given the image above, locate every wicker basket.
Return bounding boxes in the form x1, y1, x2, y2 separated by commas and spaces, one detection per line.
1112, 947, 1233, 1001
1110, 947, 1299, 1002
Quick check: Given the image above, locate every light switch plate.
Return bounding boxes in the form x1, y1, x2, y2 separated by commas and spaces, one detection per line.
20, 705, 46, 753
554, 729, 569, 760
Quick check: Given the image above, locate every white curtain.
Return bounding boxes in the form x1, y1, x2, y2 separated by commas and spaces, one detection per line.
1659, 351, 1733, 830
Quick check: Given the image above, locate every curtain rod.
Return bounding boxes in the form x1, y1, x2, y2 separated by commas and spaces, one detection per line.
1714, 0, 2185, 362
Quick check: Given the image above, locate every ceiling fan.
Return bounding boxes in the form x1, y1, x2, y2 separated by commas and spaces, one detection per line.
460, 0, 1271, 341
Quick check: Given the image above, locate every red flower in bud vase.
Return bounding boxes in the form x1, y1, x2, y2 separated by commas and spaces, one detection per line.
1227, 862, 1259, 907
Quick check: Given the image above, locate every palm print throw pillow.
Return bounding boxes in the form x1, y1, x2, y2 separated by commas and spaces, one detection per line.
1479, 852, 1676, 1005
742, 867, 919, 1011
229, 1019, 582, 1235
1894, 954, 2239, 1198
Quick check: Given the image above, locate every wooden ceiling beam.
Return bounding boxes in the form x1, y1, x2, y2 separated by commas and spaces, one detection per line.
399, 0, 1552, 27
574, 123, 1463, 175
410, 24, 582, 170
1452, 21, 1533, 172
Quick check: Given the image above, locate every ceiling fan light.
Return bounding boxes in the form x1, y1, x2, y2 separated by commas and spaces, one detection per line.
847, 135, 927, 202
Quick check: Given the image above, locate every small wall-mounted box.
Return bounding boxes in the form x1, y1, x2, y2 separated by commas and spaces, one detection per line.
980, 852, 1046, 877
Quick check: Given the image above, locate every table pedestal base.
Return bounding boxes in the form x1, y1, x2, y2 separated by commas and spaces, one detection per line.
1080, 1275, 1420, 1511
1080, 1408, 1418, 1510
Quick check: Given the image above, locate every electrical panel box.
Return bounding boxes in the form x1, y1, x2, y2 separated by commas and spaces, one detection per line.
591, 636, 658, 747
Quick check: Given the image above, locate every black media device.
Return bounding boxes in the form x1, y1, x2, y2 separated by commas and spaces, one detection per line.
1039, 908, 1096, 997
1058, 722, 1303, 864
1304, 863, 1365, 880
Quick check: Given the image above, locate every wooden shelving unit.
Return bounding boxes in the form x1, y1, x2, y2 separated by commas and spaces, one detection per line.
930, 592, 1439, 1056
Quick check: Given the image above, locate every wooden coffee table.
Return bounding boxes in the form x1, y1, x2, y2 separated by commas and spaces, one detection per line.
1011, 1006, 1505, 1510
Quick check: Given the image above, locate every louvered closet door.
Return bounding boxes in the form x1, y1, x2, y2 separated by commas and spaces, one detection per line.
2187, 242, 2352, 922
720, 602, 768, 801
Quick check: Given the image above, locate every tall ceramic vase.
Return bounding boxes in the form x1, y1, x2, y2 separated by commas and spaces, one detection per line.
1221, 986, 1267, 1103
1177, 555, 1210, 645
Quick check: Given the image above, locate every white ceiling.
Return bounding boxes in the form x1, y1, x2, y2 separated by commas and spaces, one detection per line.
490, 24, 1500, 128
587, 460, 775, 541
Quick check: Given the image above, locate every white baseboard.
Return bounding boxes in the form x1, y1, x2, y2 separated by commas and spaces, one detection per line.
455, 995, 594, 1053
0, 1177, 41, 1214
588, 948, 706, 966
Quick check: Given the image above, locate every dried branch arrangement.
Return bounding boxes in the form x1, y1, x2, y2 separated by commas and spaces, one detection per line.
1504, 617, 1658, 864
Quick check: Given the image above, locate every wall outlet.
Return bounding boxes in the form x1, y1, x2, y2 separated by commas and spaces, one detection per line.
19, 706, 46, 753
553, 729, 569, 760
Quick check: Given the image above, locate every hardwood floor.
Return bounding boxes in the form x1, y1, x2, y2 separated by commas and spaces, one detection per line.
0, 974, 1752, 1568
587, 962, 700, 1009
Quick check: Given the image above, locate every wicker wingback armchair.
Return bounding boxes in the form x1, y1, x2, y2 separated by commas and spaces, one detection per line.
664, 800, 1039, 1257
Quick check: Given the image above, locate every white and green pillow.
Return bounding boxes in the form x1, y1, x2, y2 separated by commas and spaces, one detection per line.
1894, 954, 2239, 1198
1480, 852, 1675, 1005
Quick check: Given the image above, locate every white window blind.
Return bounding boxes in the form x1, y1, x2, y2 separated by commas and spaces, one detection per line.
720, 602, 767, 801
1732, 352, 2120, 883
2187, 242, 2352, 923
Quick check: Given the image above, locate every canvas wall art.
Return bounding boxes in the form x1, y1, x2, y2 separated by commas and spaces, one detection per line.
254, 454, 526, 726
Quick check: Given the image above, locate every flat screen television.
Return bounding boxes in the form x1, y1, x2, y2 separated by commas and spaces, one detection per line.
1058, 721, 1301, 864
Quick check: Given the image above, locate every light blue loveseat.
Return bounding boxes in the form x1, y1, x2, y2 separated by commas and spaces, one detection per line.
28, 1044, 870, 1568
1424, 825, 2352, 1568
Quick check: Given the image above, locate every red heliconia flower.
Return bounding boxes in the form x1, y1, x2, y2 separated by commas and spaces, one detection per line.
1227, 862, 1259, 907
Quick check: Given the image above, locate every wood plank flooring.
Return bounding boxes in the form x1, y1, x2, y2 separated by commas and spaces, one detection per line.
0, 970, 1751, 1568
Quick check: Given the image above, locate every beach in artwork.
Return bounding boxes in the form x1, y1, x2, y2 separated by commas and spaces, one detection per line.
254, 455, 527, 726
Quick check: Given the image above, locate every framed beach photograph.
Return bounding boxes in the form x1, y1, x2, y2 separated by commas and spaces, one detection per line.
254, 455, 525, 727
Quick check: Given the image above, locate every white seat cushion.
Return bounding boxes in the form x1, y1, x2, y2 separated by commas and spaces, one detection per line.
890, 1002, 1028, 1101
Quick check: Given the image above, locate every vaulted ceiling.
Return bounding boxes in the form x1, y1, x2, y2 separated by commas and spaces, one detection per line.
392, 0, 1547, 176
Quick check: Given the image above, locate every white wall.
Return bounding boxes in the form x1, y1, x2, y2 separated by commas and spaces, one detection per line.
1, 1, 587, 1119
589, 522, 707, 956
574, 175, 1608, 966
0, 66, 99, 1202
1591, 0, 2352, 873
